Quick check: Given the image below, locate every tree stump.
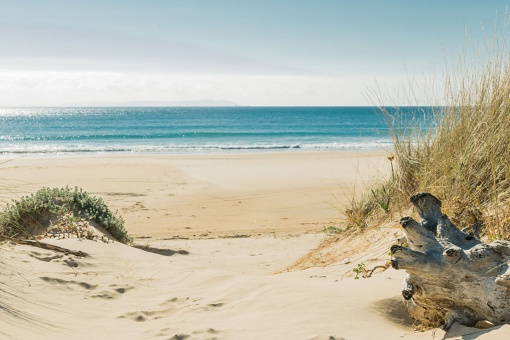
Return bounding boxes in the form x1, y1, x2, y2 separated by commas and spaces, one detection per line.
390, 192, 510, 330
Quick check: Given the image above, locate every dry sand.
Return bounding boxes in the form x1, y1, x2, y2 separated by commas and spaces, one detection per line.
1, 151, 508, 339
0, 151, 388, 239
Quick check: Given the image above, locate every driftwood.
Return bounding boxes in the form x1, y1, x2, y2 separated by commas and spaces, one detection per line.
390, 193, 510, 330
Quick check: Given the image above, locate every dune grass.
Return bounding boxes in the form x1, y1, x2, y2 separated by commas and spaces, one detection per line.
346, 17, 510, 240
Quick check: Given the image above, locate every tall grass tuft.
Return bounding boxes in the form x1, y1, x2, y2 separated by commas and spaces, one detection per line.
376, 18, 510, 240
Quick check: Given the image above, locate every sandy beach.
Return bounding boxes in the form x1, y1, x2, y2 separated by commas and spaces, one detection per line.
0, 151, 389, 239
1, 151, 509, 339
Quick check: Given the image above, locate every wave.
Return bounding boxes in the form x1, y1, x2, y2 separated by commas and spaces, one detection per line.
0, 129, 387, 142
0, 141, 392, 155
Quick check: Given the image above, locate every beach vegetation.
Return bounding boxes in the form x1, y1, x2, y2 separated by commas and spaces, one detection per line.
354, 16, 510, 240
370, 184, 393, 214
322, 225, 342, 234
0, 187, 131, 244
343, 193, 376, 229
353, 262, 367, 279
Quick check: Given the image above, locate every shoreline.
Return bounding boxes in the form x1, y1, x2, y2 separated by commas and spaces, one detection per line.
0, 150, 390, 240
0, 147, 390, 159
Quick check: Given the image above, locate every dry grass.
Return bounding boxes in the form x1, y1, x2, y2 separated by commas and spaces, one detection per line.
290, 16, 510, 281
367, 17, 510, 240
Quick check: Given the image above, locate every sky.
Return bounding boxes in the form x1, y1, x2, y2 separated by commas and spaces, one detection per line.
0, 0, 509, 106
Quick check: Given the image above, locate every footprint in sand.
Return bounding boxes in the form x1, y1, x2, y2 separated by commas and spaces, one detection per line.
119, 301, 181, 322
155, 327, 222, 340
120, 297, 201, 322
90, 285, 134, 299
29, 251, 64, 262
40, 277, 97, 290
119, 308, 175, 322
64, 257, 78, 268
40, 276, 135, 300
167, 334, 189, 340
202, 301, 226, 311
123, 201, 148, 213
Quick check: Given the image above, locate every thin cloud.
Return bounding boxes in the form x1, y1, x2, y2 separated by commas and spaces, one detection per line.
0, 70, 423, 106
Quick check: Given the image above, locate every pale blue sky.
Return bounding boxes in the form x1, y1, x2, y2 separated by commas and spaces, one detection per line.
0, 0, 508, 106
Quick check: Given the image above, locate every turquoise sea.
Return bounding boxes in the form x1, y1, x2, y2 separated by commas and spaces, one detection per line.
0, 107, 396, 155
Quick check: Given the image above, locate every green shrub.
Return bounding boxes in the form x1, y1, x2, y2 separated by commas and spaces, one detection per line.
0, 187, 131, 243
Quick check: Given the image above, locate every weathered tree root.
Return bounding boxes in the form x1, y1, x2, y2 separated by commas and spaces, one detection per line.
390, 193, 510, 330
0, 235, 88, 257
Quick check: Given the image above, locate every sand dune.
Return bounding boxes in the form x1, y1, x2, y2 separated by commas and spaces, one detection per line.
1, 152, 509, 339
0, 236, 415, 339
3, 234, 509, 339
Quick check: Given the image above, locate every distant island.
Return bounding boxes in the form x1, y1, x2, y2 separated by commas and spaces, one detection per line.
67, 100, 239, 107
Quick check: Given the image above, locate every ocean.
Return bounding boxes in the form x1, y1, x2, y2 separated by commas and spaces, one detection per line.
0, 106, 394, 155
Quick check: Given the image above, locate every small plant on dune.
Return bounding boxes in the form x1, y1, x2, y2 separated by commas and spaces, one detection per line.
343, 194, 376, 229
322, 225, 342, 234
370, 183, 392, 214
353, 262, 367, 279
0, 187, 131, 243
